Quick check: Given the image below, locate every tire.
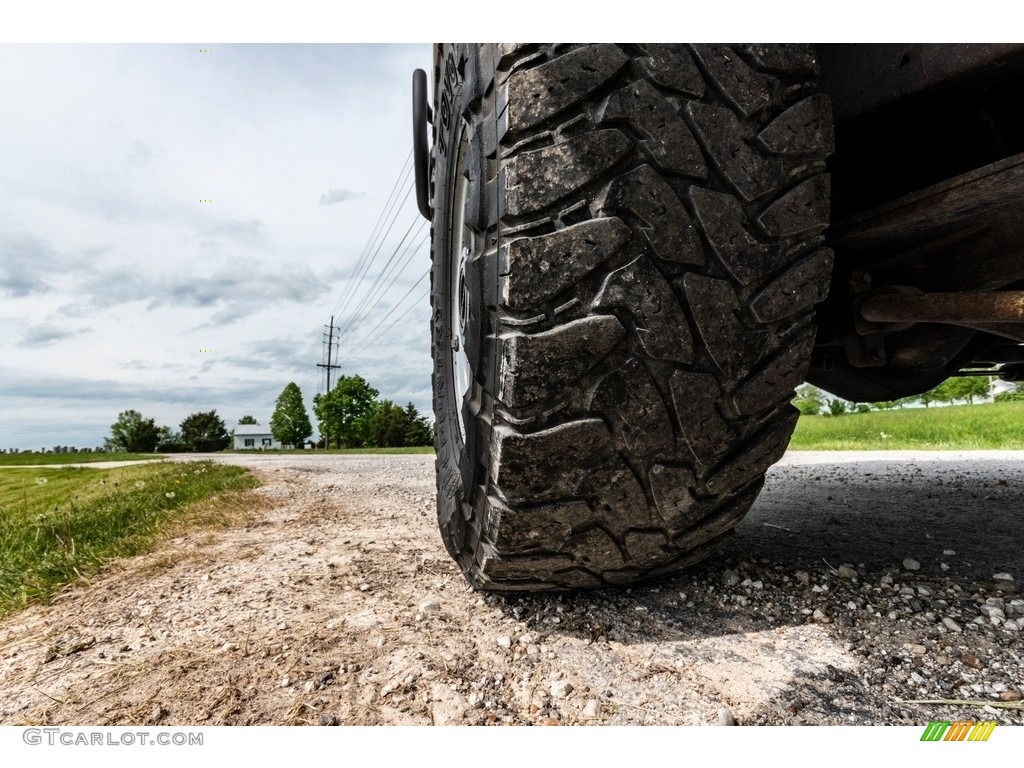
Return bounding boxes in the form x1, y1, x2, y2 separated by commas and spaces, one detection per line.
430, 44, 834, 591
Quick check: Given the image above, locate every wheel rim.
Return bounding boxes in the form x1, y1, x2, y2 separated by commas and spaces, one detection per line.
449, 128, 473, 444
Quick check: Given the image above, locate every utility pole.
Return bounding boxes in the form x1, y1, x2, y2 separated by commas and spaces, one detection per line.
317, 315, 341, 394
317, 316, 342, 450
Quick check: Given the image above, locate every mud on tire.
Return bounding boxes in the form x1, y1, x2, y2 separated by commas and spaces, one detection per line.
430, 44, 834, 590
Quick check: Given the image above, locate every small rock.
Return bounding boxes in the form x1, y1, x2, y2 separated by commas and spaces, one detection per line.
999, 690, 1021, 702
550, 680, 574, 699
717, 706, 736, 726
795, 570, 810, 586
583, 699, 600, 718
942, 617, 962, 633
418, 595, 441, 614
318, 714, 339, 726
539, 717, 560, 726
981, 605, 1006, 620
880, 575, 894, 586
960, 652, 984, 670
304, 680, 316, 693
221, 642, 239, 652
722, 570, 740, 587
993, 573, 1014, 581
910, 672, 925, 685
903, 559, 921, 571
838, 564, 858, 579
812, 608, 829, 623
917, 586, 932, 597
430, 682, 467, 725
496, 636, 513, 650
905, 643, 926, 655
520, 633, 535, 645
940, 563, 950, 571
359, 583, 371, 592
942, 549, 956, 556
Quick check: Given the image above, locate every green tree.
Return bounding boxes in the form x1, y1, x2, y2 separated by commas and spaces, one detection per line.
156, 425, 188, 453
826, 398, 847, 416
270, 382, 313, 448
105, 409, 160, 453
180, 410, 231, 452
313, 375, 379, 448
793, 384, 824, 416
238, 415, 258, 425
369, 400, 407, 447
402, 402, 433, 446
946, 376, 990, 404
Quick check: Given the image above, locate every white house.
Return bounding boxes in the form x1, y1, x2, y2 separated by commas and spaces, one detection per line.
233, 424, 282, 450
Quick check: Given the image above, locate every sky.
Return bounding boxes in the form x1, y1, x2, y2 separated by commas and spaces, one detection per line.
1, 5, 1005, 451
0, 43, 433, 449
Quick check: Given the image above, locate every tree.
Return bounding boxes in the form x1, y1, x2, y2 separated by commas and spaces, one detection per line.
105, 409, 160, 453
402, 402, 433, 446
947, 376, 990, 404
826, 398, 847, 416
238, 415, 258, 425
369, 400, 407, 447
793, 384, 824, 416
313, 375, 379, 448
156, 425, 188, 453
180, 410, 231, 452
270, 383, 313, 448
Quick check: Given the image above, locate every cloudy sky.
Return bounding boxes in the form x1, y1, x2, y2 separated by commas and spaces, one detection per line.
0, 43, 433, 449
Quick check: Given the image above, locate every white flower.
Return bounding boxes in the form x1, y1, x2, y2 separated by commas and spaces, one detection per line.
165, 491, 176, 499
135, 480, 145, 489
35, 477, 48, 485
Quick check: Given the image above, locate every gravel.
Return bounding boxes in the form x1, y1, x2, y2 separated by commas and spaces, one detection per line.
0, 452, 1020, 727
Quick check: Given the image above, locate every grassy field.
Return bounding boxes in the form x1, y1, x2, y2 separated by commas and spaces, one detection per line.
0, 461, 257, 618
0, 452, 166, 466
789, 400, 1024, 450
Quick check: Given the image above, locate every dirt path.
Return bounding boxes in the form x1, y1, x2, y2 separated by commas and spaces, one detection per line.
0, 453, 1020, 725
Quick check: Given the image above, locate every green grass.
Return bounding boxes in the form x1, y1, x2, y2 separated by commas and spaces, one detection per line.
0, 461, 258, 618
0, 452, 166, 466
790, 400, 1024, 450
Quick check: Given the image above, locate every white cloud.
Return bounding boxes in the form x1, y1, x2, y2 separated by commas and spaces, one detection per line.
319, 188, 364, 206
0, 43, 434, 447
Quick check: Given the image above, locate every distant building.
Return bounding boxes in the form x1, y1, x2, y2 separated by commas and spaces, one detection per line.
233, 424, 282, 450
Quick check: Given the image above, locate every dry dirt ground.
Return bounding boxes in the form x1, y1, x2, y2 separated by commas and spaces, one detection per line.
0, 452, 1021, 726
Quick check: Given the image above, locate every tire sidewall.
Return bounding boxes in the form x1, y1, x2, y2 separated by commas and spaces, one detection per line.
431, 45, 491, 563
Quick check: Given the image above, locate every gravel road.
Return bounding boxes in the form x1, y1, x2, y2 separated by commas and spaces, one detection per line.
0, 450, 1020, 725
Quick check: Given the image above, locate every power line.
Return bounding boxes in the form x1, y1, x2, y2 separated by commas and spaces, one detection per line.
329, 153, 415, 322
335, 218, 428, 349
341, 271, 430, 364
